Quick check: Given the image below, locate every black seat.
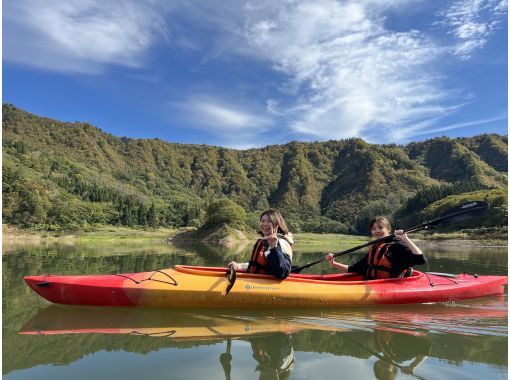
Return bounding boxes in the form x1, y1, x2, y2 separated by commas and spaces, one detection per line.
399, 267, 414, 278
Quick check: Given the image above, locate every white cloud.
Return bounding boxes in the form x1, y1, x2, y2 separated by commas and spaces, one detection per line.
437, 0, 507, 59
201, 0, 504, 144
236, 0, 451, 142
170, 96, 273, 142
170, 97, 275, 149
4, 0, 169, 73
4, 0, 505, 146
184, 98, 272, 130
408, 115, 508, 137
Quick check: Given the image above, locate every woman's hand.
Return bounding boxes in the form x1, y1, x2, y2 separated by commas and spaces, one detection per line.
394, 229, 409, 242
394, 229, 423, 255
266, 233, 279, 249
324, 252, 348, 272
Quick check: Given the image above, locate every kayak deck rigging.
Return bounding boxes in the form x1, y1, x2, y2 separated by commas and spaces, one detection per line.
114, 270, 179, 286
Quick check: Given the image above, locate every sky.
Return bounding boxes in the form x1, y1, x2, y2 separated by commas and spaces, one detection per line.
3, 0, 508, 149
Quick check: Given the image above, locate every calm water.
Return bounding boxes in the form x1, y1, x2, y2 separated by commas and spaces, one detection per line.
2, 239, 508, 380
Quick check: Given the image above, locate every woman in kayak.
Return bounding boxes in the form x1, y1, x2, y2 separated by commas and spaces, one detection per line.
325, 216, 425, 279
229, 209, 293, 279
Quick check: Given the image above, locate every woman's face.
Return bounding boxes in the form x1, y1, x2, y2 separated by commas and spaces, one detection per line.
260, 214, 276, 236
370, 223, 391, 239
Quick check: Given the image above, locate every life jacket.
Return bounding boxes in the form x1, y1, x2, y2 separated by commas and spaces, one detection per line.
247, 235, 293, 274
366, 242, 393, 279
247, 239, 269, 274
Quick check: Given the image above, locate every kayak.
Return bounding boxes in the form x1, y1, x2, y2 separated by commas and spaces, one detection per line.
24, 265, 507, 308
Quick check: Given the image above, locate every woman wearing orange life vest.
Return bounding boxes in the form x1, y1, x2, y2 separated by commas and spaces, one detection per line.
229, 209, 293, 279
325, 216, 425, 279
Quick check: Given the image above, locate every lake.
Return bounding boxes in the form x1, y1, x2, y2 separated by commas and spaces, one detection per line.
2, 238, 508, 380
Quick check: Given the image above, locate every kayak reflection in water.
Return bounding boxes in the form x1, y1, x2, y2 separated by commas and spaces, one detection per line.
219, 333, 295, 380
326, 216, 426, 279
371, 330, 430, 380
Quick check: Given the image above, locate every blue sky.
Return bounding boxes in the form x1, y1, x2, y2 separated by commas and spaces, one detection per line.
3, 0, 508, 149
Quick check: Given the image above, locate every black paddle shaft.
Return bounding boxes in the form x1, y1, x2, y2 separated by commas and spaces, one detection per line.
291, 200, 489, 274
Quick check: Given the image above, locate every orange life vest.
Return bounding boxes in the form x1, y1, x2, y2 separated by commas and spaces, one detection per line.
247, 239, 269, 274
366, 243, 393, 279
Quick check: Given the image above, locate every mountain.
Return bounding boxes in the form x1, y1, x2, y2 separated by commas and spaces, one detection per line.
2, 104, 507, 233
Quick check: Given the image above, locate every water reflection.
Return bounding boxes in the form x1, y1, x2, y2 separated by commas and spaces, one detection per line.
218, 335, 294, 380
4, 240, 507, 281
249, 334, 294, 380
13, 298, 507, 378
170, 239, 252, 266
358, 330, 429, 380
3, 240, 508, 379
219, 339, 233, 380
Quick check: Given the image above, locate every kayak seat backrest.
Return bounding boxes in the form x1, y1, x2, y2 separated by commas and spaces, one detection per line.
399, 267, 414, 278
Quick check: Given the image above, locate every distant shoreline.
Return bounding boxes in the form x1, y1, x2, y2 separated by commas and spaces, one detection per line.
2, 224, 506, 250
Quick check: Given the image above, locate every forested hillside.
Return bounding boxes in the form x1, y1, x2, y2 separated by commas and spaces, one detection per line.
2, 104, 507, 233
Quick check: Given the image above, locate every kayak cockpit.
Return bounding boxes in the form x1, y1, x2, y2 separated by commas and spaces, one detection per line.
174, 265, 423, 284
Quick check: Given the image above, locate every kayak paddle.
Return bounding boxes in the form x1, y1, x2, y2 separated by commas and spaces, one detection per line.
224, 264, 237, 296
290, 200, 489, 274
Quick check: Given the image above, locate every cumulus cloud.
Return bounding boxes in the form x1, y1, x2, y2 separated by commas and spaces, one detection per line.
4, 0, 169, 73
437, 0, 507, 59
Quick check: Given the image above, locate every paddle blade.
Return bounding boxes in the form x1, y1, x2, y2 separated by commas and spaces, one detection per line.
438, 200, 490, 226
224, 266, 237, 296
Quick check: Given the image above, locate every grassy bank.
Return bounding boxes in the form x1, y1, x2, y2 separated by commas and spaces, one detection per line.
411, 228, 507, 247
2, 224, 507, 250
292, 233, 368, 253
2, 224, 180, 246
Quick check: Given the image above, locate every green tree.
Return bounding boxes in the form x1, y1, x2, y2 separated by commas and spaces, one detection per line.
137, 203, 147, 226
147, 203, 157, 227
205, 198, 246, 227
